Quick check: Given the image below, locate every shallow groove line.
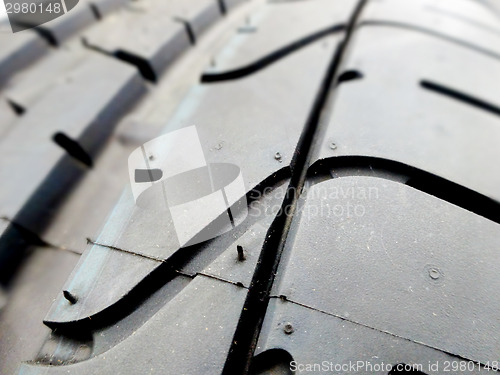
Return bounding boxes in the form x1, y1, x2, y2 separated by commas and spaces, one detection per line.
174, 17, 196, 45
0, 217, 81, 255
86, 238, 166, 263
198, 272, 249, 288
273, 296, 498, 370
360, 20, 500, 61
221, 1, 367, 374
87, 239, 247, 289
421, 80, 500, 117
201, 23, 346, 83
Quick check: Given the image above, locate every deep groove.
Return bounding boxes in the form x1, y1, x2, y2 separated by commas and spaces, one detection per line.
421, 80, 500, 117
360, 20, 500, 61
218, 0, 227, 15
249, 349, 294, 374
52, 132, 93, 168
114, 50, 157, 82
6, 18, 58, 46
174, 17, 196, 45
221, 2, 367, 374
30, 25, 58, 46
7, 99, 25, 115
82, 38, 157, 82
1, 219, 48, 248
201, 23, 346, 83
0, 218, 49, 286
89, 3, 102, 19
337, 69, 363, 83
389, 363, 429, 374
0, 216, 80, 255
309, 156, 500, 225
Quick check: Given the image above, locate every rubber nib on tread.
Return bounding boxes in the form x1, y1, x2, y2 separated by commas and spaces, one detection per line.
283, 322, 294, 334
63, 290, 78, 304
237, 245, 245, 261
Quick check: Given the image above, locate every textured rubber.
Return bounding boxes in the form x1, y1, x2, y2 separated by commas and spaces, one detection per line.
0, 0, 499, 374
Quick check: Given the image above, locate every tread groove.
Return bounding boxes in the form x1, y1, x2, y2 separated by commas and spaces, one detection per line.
201, 23, 346, 83
82, 39, 157, 82
420, 79, 500, 117
174, 17, 197, 45
114, 50, 157, 82
7, 99, 25, 115
337, 69, 363, 83
310, 156, 500, 225
220, 1, 367, 374
53, 132, 94, 168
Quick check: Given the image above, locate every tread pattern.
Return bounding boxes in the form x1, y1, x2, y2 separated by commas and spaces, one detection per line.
312, 25, 500, 202
265, 177, 500, 365
44, 0, 347, 326
0, 0, 499, 374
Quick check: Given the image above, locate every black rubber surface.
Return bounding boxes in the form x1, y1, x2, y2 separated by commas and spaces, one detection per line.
0, 0, 499, 374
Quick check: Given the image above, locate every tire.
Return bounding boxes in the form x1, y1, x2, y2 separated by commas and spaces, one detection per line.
1, 0, 500, 374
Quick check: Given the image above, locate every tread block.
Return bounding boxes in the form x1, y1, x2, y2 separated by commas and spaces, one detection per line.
43, 177, 284, 324
181, 222, 268, 287
88, 0, 131, 17
204, 0, 357, 74
22, 277, 247, 374
271, 176, 500, 363
0, 247, 79, 375
4, 45, 89, 111
0, 97, 17, 137
34, 2, 96, 45
361, 0, 500, 56
0, 53, 145, 237
39, 139, 133, 254
82, 1, 191, 80
256, 299, 485, 375
222, 0, 248, 12
314, 27, 500, 201
0, 29, 49, 87
171, 0, 222, 39
41, 34, 341, 325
